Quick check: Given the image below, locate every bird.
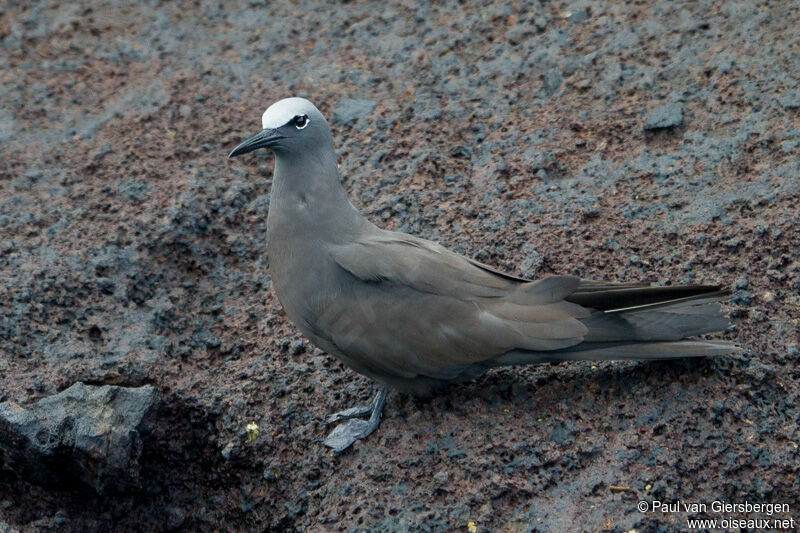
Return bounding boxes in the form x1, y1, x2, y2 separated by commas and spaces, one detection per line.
228, 97, 737, 452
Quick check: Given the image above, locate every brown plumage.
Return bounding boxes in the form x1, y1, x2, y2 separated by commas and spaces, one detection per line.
229, 97, 738, 451
322, 231, 734, 395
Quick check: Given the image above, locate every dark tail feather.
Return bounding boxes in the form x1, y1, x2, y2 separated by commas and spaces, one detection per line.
575, 282, 732, 340
580, 297, 731, 342
492, 281, 738, 366
567, 284, 725, 312
492, 340, 739, 366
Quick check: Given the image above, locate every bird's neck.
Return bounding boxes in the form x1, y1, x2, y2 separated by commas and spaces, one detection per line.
269, 150, 368, 242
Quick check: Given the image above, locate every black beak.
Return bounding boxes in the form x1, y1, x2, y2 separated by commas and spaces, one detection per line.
228, 128, 282, 158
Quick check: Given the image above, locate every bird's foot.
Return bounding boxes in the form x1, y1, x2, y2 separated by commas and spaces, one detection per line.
322, 386, 387, 452
325, 403, 374, 424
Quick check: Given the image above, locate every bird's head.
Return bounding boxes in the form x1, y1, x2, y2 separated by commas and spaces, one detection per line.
228, 97, 331, 159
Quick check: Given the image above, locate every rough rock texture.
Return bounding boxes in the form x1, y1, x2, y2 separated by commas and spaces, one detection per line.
1, 0, 799, 531
0, 383, 159, 495
644, 103, 683, 131
333, 99, 378, 126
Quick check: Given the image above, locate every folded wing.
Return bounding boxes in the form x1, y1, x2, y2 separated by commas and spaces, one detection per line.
327, 231, 590, 375
326, 229, 732, 388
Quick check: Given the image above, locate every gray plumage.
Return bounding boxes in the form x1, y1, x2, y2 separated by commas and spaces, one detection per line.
230, 97, 737, 450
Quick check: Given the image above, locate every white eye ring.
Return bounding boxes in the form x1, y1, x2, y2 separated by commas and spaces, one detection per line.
294, 115, 309, 129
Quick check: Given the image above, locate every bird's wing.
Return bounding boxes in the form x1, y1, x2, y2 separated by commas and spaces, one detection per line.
326, 231, 592, 378
330, 231, 514, 297
323, 231, 731, 386
330, 230, 585, 301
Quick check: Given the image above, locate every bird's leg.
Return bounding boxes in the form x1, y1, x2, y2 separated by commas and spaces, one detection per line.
322, 386, 388, 452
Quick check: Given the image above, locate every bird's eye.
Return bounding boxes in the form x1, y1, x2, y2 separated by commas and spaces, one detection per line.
294, 115, 309, 129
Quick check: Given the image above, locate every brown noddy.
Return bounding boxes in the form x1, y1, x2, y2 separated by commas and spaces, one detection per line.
229, 97, 738, 452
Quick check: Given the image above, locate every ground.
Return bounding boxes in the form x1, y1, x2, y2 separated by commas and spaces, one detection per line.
1, 0, 799, 531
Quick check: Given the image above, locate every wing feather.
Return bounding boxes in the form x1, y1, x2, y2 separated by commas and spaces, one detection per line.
324, 231, 590, 380
310, 230, 730, 390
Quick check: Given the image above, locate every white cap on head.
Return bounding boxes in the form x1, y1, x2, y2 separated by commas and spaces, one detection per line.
262, 97, 318, 129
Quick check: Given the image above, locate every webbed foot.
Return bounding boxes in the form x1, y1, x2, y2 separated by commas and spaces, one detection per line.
322, 386, 388, 452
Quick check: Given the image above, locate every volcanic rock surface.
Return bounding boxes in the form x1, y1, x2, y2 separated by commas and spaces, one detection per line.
0, 383, 159, 495
1, 0, 799, 530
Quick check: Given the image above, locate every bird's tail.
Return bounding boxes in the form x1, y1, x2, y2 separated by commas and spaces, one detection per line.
492, 283, 740, 366
493, 339, 738, 366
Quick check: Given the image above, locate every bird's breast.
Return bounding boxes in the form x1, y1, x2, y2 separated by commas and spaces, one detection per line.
267, 235, 342, 330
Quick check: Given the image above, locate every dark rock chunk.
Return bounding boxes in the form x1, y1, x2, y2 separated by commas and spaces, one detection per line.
566, 5, 590, 24
0, 382, 159, 494
332, 98, 376, 125
730, 289, 751, 306
519, 243, 544, 276
778, 90, 800, 109
644, 103, 683, 130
